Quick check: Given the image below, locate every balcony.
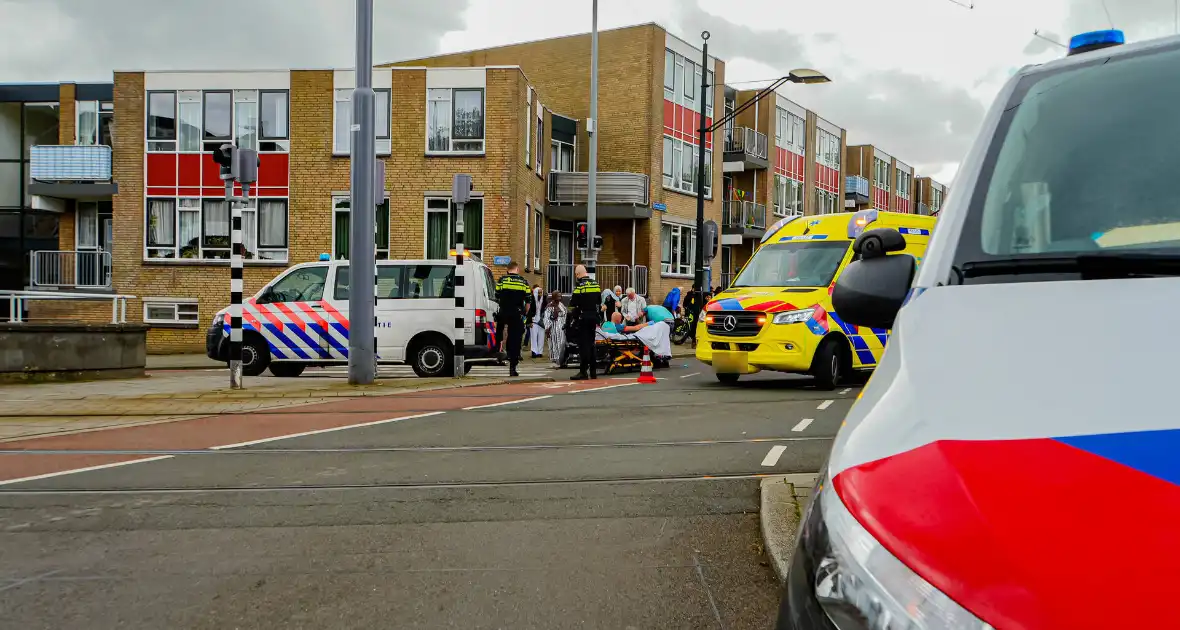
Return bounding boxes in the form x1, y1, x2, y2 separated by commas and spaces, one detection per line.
27, 146, 118, 200
844, 175, 869, 207
723, 127, 769, 172
29, 250, 112, 290
722, 200, 767, 240
917, 202, 931, 216
546, 171, 651, 220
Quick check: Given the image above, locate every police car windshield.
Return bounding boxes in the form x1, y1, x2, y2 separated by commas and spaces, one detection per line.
732, 241, 849, 288
953, 40, 1180, 281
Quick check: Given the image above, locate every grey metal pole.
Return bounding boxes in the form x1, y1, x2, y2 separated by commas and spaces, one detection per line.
584, 0, 599, 279
348, 0, 377, 385
694, 33, 710, 292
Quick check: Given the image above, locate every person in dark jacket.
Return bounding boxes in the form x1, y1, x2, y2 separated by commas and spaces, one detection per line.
494, 262, 531, 376
683, 283, 704, 347
567, 265, 602, 380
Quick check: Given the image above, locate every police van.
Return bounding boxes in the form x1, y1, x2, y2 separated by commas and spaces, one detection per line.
206, 253, 500, 377
777, 30, 1180, 629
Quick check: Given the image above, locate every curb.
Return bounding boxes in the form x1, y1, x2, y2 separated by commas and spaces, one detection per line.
760, 474, 818, 582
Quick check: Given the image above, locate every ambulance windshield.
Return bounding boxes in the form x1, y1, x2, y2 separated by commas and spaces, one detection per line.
732, 241, 849, 288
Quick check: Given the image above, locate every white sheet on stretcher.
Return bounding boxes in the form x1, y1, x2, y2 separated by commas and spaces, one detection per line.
596, 321, 672, 358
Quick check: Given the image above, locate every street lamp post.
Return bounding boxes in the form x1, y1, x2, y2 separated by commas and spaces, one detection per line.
693, 37, 831, 292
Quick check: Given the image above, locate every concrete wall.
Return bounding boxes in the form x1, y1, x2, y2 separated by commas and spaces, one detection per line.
0, 323, 148, 380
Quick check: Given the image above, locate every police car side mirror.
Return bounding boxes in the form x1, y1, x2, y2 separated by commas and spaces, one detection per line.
832, 252, 916, 331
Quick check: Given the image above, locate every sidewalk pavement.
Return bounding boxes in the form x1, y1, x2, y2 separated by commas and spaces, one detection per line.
760, 473, 819, 582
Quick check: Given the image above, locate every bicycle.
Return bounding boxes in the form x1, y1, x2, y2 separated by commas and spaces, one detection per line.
671, 310, 694, 345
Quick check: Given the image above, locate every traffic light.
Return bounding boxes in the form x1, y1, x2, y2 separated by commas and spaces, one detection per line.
212, 144, 235, 177
210, 144, 259, 184
592, 234, 603, 250
576, 222, 588, 249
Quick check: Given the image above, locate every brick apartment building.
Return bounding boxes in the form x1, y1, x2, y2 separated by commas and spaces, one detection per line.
717, 88, 846, 286
8, 22, 933, 353
914, 175, 948, 215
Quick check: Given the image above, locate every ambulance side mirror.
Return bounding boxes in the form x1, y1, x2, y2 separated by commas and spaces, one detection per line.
832, 229, 915, 330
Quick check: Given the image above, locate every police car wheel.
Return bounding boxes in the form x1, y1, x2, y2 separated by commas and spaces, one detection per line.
241, 337, 270, 377
412, 340, 452, 378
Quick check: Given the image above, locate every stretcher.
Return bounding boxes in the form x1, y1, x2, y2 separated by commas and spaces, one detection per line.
562, 322, 673, 374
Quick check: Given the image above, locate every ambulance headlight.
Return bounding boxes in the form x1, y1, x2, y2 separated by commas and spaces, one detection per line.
792, 479, 992, 630
773, 308, 815, 325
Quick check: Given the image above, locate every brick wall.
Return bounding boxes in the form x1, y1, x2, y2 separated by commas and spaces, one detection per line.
56, 83, 77, 251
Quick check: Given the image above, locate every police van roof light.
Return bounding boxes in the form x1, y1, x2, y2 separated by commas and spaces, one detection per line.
1068, 29, 1125, 56
319, 253, 331, 261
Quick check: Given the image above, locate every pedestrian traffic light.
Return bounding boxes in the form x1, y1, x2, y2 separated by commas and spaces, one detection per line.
592, 234, 603, 250
212, 144, 235, 178
576, 222, 588, 249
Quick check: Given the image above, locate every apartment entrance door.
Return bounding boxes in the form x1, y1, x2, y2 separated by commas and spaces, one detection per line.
547, 220, 575, 295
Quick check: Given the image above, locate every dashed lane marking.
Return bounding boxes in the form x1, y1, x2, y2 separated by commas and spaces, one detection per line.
680, 372, 701, 378
572, 382, 640, 394
209, 411, 446, 450
839, 388, 852, 395
760, 445, 787, 467
792, 418, 814, 432
461, 395, 552, 411
817, 400, 833, 410
0, 456, 175, 487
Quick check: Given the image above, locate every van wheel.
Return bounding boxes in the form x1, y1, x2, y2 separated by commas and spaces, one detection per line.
812, 337, 848, 391
269, 363, 305, 378
411, 336, 453, 378
716, 373, 740, 384
241, 336, 270, 377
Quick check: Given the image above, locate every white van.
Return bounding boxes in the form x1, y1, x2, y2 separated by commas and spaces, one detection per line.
205, 255, 500, 377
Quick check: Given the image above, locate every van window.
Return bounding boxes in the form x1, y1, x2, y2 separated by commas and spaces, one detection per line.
334, 265, 406, 301
405, 264, 454, 299
957, 41, 1180, 275
733, 241, 849, 288
480, 265, 496, 302
259, 266, 328, 303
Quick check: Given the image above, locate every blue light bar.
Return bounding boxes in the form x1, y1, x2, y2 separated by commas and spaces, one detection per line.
1068, 29, 1124, 55
319, 253, 331, 261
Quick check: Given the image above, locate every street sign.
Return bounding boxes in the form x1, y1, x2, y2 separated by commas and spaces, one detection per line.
653, 202, 667, 211
492, 255, 511, 265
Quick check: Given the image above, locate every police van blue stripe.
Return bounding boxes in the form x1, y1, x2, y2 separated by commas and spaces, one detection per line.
856, 349, 877, 365
285, 324, 330, 359
314, 323, 349, 358
264, 323, 311, 360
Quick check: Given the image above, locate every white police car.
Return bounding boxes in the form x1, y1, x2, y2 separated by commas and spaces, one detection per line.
777, 29, 1180, 629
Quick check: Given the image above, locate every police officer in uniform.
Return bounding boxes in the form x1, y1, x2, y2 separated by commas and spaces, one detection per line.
494, 261, 531, 377
568, 264, 602, 380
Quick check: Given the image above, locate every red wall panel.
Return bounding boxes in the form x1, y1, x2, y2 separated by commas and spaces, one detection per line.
145, 153, 177, 188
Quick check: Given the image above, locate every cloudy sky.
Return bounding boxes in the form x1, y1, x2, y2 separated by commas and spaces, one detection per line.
1, 0, 1176, 182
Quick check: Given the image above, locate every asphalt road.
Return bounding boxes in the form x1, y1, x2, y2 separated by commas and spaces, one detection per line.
0, 359, 858, 629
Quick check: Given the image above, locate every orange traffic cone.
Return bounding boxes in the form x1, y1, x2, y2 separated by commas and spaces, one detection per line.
637, 346, 657, 384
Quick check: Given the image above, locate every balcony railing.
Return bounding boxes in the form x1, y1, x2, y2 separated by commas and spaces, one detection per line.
722, 201, 767, 231
29, 145, 112, 182
725, 127, 768, 161
845, 175, 869, 199
548, 171, 650, 206
29, 250, 112, 289
718, 272, 736, 290
545, 264, 648, 297
917, 203, 931, 216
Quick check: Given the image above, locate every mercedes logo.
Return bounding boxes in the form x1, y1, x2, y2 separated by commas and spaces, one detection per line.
722, 315, 737, 332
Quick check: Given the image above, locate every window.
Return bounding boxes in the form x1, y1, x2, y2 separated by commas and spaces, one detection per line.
551, 140, 573, 172
144, 197, 288, 262
425, 197, 483, 259
334, 89, 391, 155
706, 70, 714, 118
142, 299, 199, 325
427, 88, 485, 154
663, 135, 711, 196
684, 60, 696, 100
660, 222, 696, 276
524, 90, 531, 167
333, 264, 406, 301
524, 202, 530, 271
405, 264, 455, 299
535, 106, 543, 177
533, 207, 543, 271
333, 196, 390, 260
664, 50, 676, 97
259, 266, 328, 304
874, 159, 890, 191
260, 90, 289, 147
815, 188, 839, 215
203, 91, 232, 146
773, 174, 803, 217
177, 91, 202, 152
147, 92, 176, 151
76, 101, 98, 146
233, 90, 258, 151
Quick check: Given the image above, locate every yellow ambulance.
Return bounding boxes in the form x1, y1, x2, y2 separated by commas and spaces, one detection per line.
697, 210, 935, 388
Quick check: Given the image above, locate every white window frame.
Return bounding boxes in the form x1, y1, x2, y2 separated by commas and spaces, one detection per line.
524, 202, 531, 271
535, 101, 543, 177
425, 87, 486, 155
148, 88, 290, 154
335, 88, 392, 156
423, 196, 485, 258
332, 195, 391, 261
660, 222, 696, 277
143, 196, 289, 263
142, 298, 200, 326
662, 135, 711, 198
533, 206, 543, 272
524, 89, 532, 167
551, 138, 574, 172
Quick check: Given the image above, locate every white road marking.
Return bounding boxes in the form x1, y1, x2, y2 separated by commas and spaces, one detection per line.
760, 445, 787, 467
462, 395, 552, 411
572, 382, 640, 393
792, 418, 814, 432
680, 372, 701, 378
0, 455, 175, 487
839, 388, 851, 395
817, 399, 833, 410
210, 411, 446, 450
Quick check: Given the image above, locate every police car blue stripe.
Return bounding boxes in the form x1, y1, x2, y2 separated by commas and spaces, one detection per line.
285, 323, 331, 359
850, 335, 871, 351
314, 323, 349, 358
264, 323, 311, 360
268, 341, 289, 360
856, 349, 877, 365
829, 312, 858, 336
870, 327, 889, 345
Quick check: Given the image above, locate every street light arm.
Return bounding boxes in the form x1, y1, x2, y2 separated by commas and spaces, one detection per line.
706, 75, 792, 133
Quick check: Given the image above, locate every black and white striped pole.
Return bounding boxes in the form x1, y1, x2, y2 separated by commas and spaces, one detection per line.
215, 144, 258, 390
452, 174, 473, 378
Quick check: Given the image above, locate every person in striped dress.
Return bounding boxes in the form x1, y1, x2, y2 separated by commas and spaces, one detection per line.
541, 290, 568, 368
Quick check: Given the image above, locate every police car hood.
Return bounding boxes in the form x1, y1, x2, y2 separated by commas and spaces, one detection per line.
706, 286, 829, 312
828, 277, 1180, 628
